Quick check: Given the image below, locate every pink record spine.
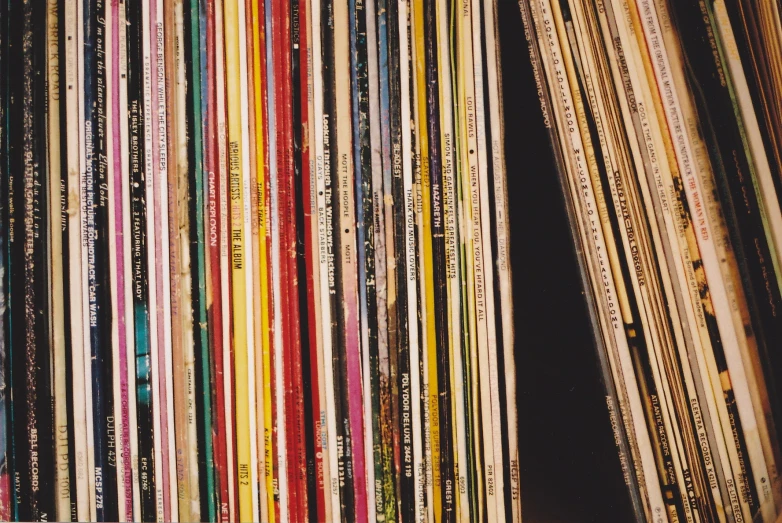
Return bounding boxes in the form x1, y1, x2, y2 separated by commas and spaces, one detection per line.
111, 0, 134, 518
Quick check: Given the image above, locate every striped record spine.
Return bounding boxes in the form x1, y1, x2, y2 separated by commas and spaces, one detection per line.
452, 0, 481, 516
293, 0, 318, 514
118, 0, 144, 518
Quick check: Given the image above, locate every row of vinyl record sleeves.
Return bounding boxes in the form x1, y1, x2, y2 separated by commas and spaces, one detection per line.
0, 0, 520, 521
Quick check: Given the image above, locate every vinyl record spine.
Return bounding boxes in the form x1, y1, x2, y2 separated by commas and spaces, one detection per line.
0, 0, 10, 517
7, 3, 26, 515
152, 0, 179, 516
140, 0, 169, 515
396, 0, 426, 519
126, 1, 160, 519
106, 0, 133, 521
64, 0, 92, 518
162, 1, 194, 520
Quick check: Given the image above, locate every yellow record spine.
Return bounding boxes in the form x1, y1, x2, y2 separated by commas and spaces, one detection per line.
249, 0, 275, 518
224, 0, 256, 520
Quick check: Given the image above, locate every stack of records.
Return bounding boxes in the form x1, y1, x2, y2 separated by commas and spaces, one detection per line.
522, 0, 782, 521
0, 0, 518, 521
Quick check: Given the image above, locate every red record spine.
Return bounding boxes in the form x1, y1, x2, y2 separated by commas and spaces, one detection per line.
204, 1, 231, 520
272, 0, 305, 516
